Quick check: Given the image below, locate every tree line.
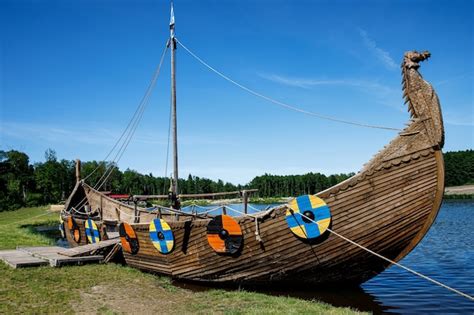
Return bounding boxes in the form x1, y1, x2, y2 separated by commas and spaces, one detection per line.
1, 148, 472, 211
444, 149, 474, 186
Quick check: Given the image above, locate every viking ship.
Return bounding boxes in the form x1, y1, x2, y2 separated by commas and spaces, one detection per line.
61, 6, 445, 285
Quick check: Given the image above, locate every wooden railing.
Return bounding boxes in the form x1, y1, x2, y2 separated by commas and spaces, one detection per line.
133, 189, 259, 214
133, 189, 258, 200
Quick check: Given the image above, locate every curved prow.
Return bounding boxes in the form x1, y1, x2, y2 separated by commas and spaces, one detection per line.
402, 50, 445, 149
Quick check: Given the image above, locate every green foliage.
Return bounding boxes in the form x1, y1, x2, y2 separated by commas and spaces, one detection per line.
249, 197, 287, 204
249, 173, 354, 197
444, 149, 474, 186
2, 148, 472, 211
443, 194, 474, 200
25, 193, 44, 207
34, 154, 75, 204
0, 150, 34, 211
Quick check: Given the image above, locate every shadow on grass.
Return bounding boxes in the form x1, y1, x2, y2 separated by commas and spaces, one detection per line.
171, 278, 388, 314
19, 222, 67, 247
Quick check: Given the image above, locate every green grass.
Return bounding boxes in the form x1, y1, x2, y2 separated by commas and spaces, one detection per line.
0, 207, 366, 315
249, 197, 287, 204
443, 194, 474, 200
0, 206, 60, 249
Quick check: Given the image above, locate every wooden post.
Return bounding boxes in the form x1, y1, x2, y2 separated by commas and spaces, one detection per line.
136, 211, 141, 224
100, 195, 103, 220
99, 207, 103, 221
134, 200, 139, 223
75, 159, 81, 183
243, 190, 249, 214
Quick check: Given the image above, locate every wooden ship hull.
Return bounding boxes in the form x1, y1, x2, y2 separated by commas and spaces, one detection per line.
62, 50, 445, 285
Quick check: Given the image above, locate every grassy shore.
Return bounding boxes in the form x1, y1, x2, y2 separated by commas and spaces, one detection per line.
0, 207, 365, 315
444, 184, 474, 199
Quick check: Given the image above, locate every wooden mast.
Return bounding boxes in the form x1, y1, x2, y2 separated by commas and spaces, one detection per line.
75, 159, 81, 183
169, 3, 180, 208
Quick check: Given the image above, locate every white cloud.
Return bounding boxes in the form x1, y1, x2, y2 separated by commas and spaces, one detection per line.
444, 112, 474, 127
258, 73, 395, 94
358, 28, 397, 70
0, 121, 229, 147
258, 72, 408, 114
0, 122, 115, 145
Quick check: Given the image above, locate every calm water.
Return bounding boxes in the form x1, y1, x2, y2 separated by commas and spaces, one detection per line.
181, 203, 281, 216
175, 201, 474, 314
361, 200, 474, 314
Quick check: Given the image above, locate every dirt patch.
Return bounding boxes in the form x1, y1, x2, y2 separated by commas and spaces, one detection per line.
72, 281, 191, 314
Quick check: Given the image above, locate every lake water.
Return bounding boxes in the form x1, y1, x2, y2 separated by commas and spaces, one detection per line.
181, 203, 281, 216
360, 200, 474, 314
176, 200, 474, 314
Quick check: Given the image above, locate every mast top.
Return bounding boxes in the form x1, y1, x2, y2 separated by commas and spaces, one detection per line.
170, 3, 175, 37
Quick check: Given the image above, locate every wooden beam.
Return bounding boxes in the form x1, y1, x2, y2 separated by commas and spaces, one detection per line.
179, 189, 258, 199
133, 189, 258, 200
133, 195, 168, 200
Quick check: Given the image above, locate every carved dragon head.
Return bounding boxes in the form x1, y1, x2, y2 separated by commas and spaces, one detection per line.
403, 50, 431, 69
401, 50, 444, 149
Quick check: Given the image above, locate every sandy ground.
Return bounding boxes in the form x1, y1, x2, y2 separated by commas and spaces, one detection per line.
444, 185, 474, 195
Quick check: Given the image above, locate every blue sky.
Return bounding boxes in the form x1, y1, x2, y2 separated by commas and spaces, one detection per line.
1, 0, 473, 184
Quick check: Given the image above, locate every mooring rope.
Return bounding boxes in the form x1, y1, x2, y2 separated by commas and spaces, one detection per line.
291, 210, 474, 302
175, 38, 401, 132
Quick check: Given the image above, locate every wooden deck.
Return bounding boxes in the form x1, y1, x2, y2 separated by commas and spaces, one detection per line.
0, 249, 49, 268
0, 237, 122, 269
57, 238, 120, 257
18, 246, 104, 267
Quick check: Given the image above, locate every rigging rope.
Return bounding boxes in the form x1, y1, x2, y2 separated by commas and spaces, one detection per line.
96, 42, 169, 190
82, 42, 169, 188
175, 38, 401, 132
68, 42, 169, 213
291, 210, 474, 302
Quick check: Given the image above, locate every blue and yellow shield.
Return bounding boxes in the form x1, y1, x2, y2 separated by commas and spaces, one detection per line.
85, 218, 100, 244
285, 195, 331, 239
149, 219, 174, 254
